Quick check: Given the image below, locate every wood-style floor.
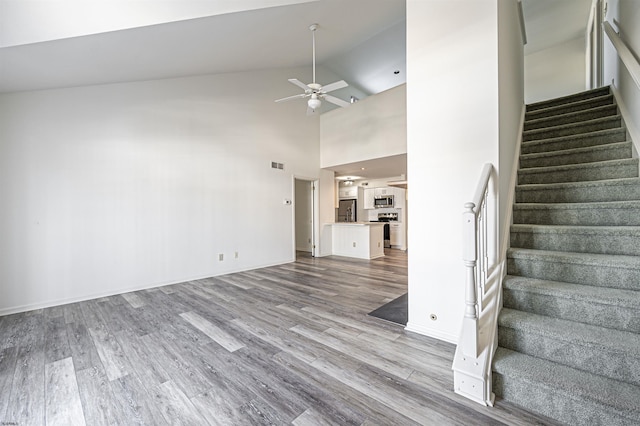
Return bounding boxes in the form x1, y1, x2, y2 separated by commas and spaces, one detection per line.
0, 249, 554, 425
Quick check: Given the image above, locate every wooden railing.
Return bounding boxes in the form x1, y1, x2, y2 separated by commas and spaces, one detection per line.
452, 163, 501, 407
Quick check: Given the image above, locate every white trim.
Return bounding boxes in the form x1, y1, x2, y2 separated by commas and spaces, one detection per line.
500, 104, 525, 262
405, 321, 458, 344
611, 82, 640, 157
0, 259, 294, 317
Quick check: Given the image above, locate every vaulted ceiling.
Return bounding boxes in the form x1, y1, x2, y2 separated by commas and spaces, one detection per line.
0, 0, 592, 96
0, 0, 593, 180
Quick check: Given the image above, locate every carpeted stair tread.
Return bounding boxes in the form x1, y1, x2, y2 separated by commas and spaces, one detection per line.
515, 177, 640, 203
498, 309, 640, 386
523, 115, 622, 142
524, 93, 614, 121
493, 347, 640, 425
507, 247, 640, 290
526, 86, 611, 112
520, 127, 627, 154
499, 308, 640, 356
513, 200, 640, 226
524, 104, 618, 131
508, 247, 640, 268
519, 141, 632, 169
517, 158, 638, 185
510, 224, 640, 255
503, 275, 640, 332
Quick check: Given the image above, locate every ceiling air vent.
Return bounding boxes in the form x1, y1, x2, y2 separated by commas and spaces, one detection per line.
271, 161, 285, 170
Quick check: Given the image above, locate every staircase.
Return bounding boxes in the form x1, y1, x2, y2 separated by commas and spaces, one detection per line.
493, 86, 640, 425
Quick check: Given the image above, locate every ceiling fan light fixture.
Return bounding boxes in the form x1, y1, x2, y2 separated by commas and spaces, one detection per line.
308, 96, 322, 110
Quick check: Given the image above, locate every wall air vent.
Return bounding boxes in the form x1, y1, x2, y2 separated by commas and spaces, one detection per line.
271, 161, 285, 170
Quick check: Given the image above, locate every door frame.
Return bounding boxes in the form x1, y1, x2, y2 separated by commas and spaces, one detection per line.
292, 176, 320, 257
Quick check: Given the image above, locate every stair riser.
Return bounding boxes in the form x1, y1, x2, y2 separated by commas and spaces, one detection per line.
521, 129, 627, 154
493, 373, 634, 426
520, 144, 632, 169
506, 257, 640, 291
525, 96, 614, 120
498, 326, 640, 387
516, 182, 640, 204
518, 162, 638, 185
510, 230, 640, 256
523, 117, 622, 142
513, 207, 640, 226
526, 87, 611, 112
503, 288, 640, 333
524, 105, 618, 131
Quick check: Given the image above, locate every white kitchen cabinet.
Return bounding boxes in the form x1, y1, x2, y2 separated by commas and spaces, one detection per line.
389, 222, 406, 250
363, 188, 375, 209
374, 187, 391, 196
338, 185, 358, 199
392, 187, 405, 208
389, 222, 401, 245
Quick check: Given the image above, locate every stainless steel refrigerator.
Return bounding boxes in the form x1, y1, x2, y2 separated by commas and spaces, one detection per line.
337, 199, 357, 222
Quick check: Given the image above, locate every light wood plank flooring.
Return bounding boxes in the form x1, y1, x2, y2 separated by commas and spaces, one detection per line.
0, 249, 556, 425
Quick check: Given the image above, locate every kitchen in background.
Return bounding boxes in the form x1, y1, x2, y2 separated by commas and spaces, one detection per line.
337, 177, 408, 251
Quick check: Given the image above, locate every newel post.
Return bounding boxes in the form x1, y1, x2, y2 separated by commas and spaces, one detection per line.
462, 202, 479, 357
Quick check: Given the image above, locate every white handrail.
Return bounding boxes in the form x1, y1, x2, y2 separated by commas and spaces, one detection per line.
453, 163, 499, 407
604, 21, 640, 90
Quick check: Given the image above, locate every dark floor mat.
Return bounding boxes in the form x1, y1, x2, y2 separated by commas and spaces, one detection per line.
368, 293, 408, 326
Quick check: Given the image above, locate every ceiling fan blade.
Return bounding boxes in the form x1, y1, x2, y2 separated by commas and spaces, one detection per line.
321, 80, 348, 93
323, 95, 350, 108
288, 79, 311, 91
275, 93, 307, 103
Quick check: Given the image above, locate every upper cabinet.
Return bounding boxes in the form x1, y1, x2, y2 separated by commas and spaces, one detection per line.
363, 188, 375, 209
338, 186, 358, 199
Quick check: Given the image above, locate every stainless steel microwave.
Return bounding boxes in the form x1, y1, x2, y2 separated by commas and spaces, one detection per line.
374, 195, 394, 208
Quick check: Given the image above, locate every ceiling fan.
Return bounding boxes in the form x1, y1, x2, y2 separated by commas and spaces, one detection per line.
275, 23, 351, 115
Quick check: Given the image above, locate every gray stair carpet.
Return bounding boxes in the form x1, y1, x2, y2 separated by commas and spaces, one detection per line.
493, 86, 640, 425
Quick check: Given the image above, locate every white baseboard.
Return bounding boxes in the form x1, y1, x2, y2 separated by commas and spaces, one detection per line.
0, 258, 295, 316
405, 321, 458, 344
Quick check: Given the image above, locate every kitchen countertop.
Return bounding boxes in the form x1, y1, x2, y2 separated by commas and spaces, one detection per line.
330, 222, 384, 226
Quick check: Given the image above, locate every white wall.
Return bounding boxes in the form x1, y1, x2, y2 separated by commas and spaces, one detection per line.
318, 169, 335, 257
499, 0, 525, 248
406, 0, 503, 343
616, 0, 640, 141
0, 67, 322, 315
320, 84, 407, 168
525, 37, 586, 104
406, 0, 523, 343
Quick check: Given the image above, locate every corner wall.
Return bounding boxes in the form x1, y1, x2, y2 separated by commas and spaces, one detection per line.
525, 37, 587, 104
406, 0, 501, 342
0, 68, 321, 314
616, 0, 640, 139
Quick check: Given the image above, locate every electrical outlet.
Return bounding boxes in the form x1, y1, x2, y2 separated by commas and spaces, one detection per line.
352, 242, 356, 247
218, 254, 224, 261
378, 242, 381, 247
235, 252, 239, 259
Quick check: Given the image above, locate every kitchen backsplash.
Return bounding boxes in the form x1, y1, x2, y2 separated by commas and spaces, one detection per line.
366, 207, 402, 222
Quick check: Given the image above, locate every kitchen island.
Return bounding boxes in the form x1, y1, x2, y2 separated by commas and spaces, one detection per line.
330, 222, 385, 259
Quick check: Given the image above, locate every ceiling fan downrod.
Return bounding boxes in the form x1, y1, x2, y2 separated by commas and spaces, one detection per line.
310, 23, 318, 85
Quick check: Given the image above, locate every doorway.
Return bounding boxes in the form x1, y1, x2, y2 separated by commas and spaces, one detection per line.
294, 178, 317, 257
